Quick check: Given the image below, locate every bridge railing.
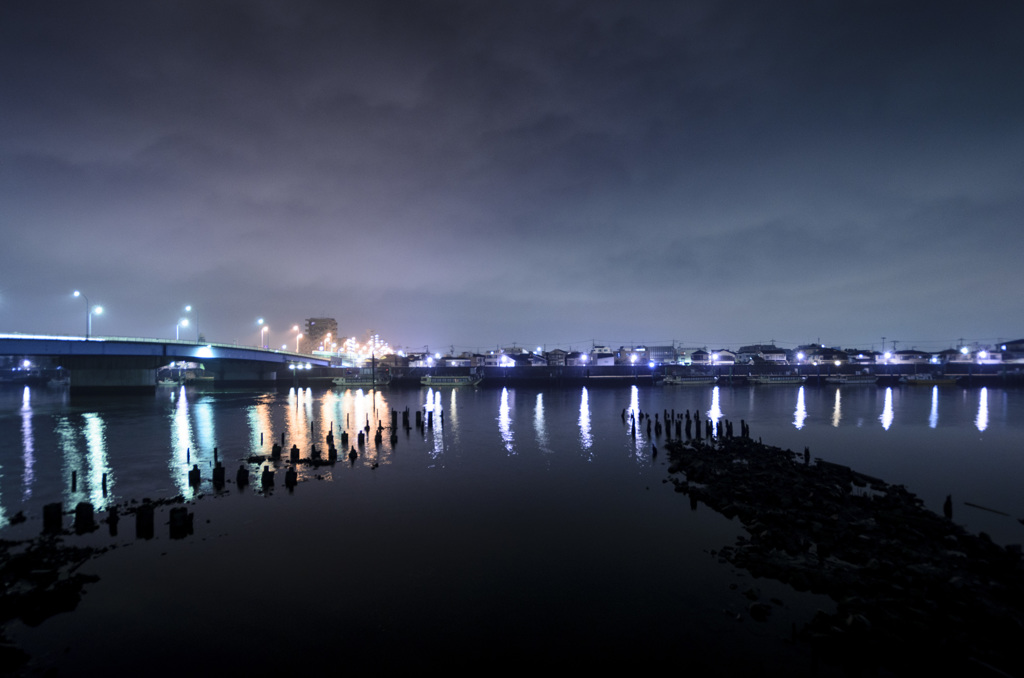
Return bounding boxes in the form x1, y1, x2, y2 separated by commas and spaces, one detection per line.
0, 332, 317, 361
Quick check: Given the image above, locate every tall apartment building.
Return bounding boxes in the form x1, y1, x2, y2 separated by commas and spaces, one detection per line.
304, 317, 338, 351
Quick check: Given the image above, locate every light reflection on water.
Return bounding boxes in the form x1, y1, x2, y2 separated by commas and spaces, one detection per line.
793, 386, 806, 429
831, 388, 842, 428
81, 413, 108, 508
879, 387, 894, 430
250, 394, 275, 451
929, 386, 939, 429
498, 387, 514, 454
578, 387, 592, 453
535, 393, 552, 455
20, 386, 34, 501
707, 385, 723, 433
1, 383, 1023, 544
976, 387, 989, 432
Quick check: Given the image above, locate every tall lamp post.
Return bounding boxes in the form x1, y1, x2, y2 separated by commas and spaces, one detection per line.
296, 333, 303, 353
73, 290, 89, 337
72, 290, 103, 339
176, 318, 189, 340
257, 318, 269, 349
184, 305, 199, 342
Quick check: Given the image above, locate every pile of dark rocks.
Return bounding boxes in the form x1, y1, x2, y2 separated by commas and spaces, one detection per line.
665, 435, 1024, 676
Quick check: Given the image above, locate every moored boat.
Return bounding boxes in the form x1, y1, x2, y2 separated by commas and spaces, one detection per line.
662, 375, 718, 385
332, 370, 392, 389
825, 374, 878, 385
421, 373, 483, 387
748, 374, 807, 385
900, 374, 959, 386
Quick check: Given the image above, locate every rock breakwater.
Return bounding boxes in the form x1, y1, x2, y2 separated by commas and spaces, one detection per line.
665, 435, 1024, 676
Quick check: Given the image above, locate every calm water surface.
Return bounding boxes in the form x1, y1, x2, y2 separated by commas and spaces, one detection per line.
1, 382, 1022, 673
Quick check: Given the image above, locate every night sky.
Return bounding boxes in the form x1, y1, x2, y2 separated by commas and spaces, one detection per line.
2, 1, 1022, 354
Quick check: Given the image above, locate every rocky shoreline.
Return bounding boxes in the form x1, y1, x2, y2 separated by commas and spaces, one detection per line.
665, 434, 1024, 676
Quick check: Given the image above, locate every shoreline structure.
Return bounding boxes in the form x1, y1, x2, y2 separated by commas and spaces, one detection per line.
664, 429, 1024, 675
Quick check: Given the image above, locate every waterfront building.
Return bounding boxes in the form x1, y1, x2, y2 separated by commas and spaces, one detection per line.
892, 349, 932, 364
304, 318, 338, 352
690, 349, 738, 365
565, 351, 588, 366
807, 347, 848, 365
379, 353, 409, 369
710, 350, 737, 365
646, 345, 677, 365
1001, 339, 1024, 363
737, 344, 787, 364
846, 350, 879, 365
545, 349, 568, 366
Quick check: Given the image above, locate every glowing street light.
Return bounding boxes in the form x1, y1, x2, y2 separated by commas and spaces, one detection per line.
184, 305, 199, 342
72, 290, 103, 339
257, 318, 268, 349
176, 318, 189, 340
296, 333, 303, 353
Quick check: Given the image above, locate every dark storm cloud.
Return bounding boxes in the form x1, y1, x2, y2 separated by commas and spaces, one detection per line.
2, 1, 1022, 351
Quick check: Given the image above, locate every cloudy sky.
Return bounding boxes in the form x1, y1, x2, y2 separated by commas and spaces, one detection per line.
2, 1, 1022, 353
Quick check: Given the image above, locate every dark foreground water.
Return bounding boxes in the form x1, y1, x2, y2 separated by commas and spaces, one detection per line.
1, 382, 1022, 674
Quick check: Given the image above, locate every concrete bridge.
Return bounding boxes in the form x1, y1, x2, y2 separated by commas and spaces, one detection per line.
0, 333, 329, 394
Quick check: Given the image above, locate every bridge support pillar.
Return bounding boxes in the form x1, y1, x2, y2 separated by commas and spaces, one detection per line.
66, 357, 158, 395
205, 363, 278, 386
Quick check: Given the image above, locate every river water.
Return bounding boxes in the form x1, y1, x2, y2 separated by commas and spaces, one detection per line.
1, 381, 1022, 674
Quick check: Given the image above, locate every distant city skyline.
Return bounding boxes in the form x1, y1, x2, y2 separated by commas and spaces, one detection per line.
3, 325, 1018, 358
2, 2, 1022, 350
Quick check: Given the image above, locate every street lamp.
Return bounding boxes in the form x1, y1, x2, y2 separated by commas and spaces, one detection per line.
184, 305, 198, 342
176, 318, 189, 340
296, 333, 303, 353
257, 318, 268, 349
72, 290, 103, 339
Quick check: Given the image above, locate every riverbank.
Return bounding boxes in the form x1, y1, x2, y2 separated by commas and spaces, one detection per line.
665, 434, 1024, 676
